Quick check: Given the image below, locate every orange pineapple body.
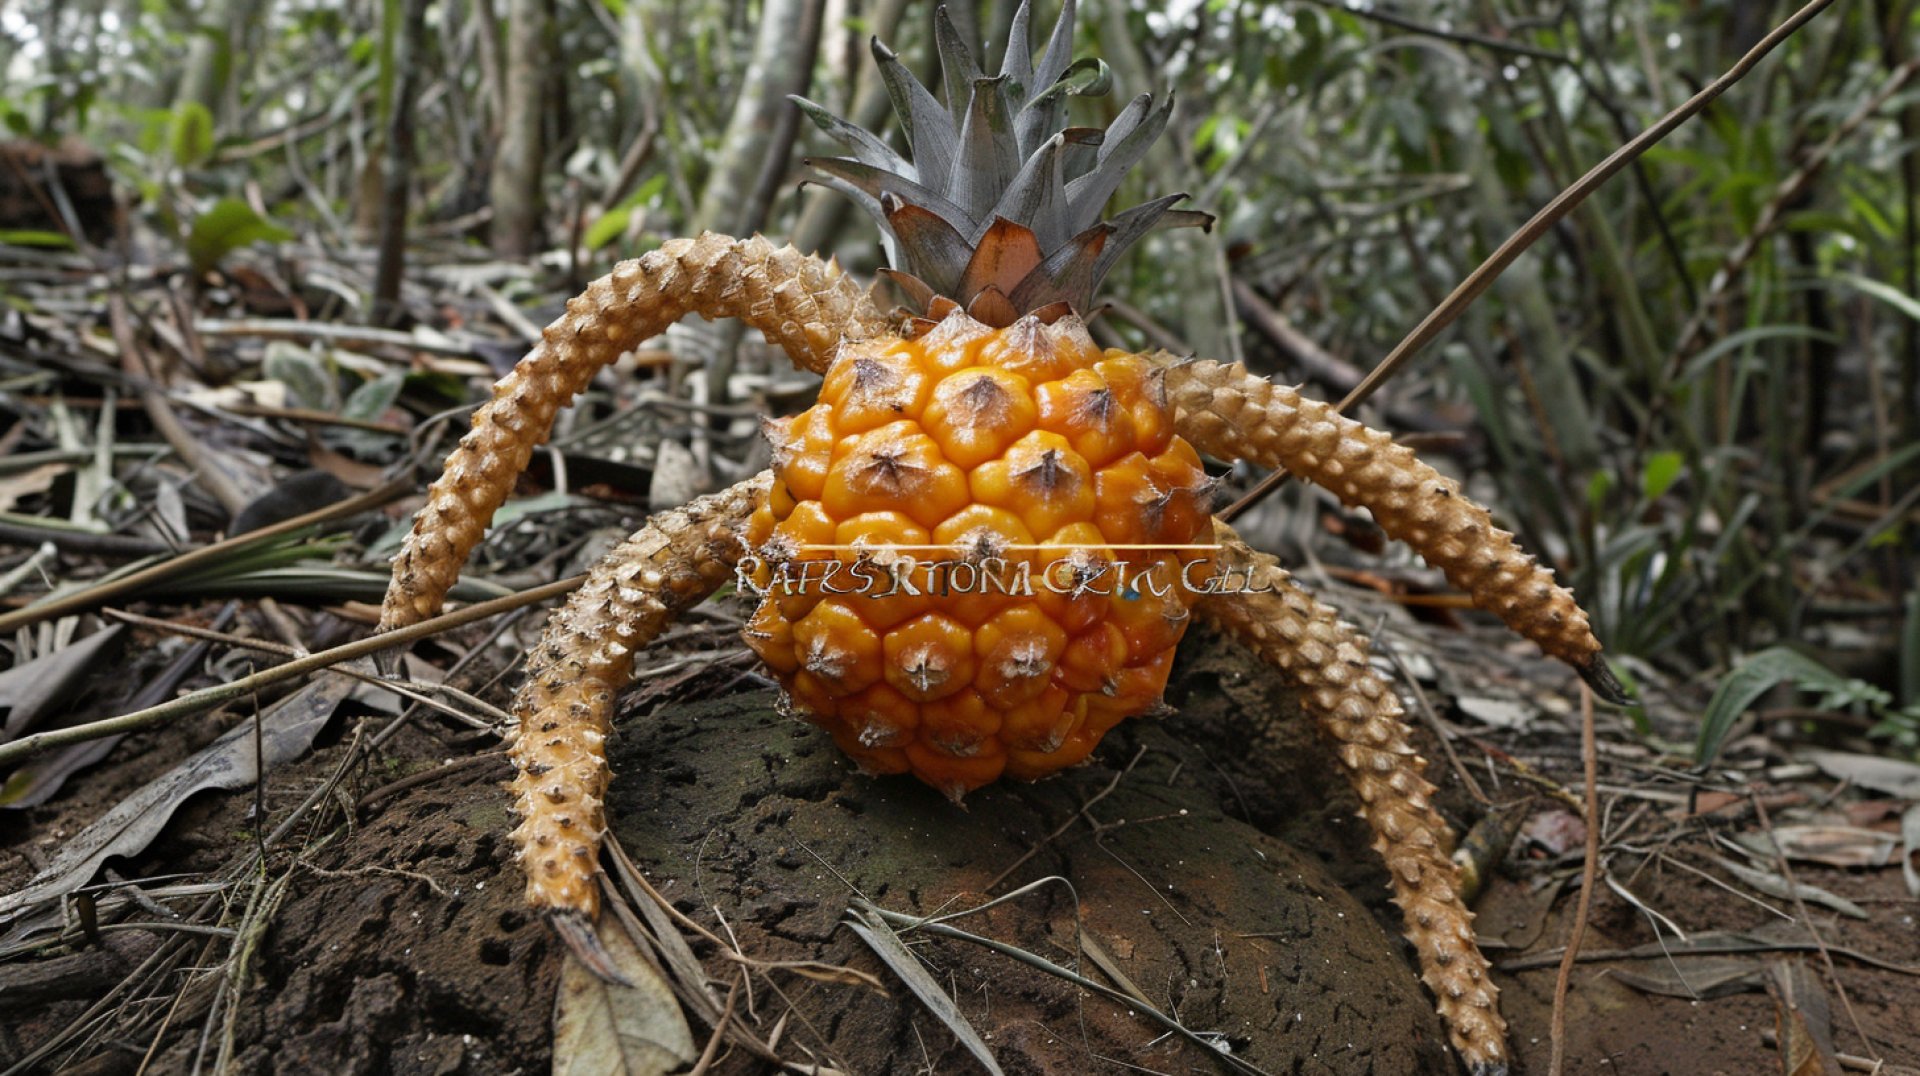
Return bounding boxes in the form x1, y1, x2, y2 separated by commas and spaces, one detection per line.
744, 310, 1214, 798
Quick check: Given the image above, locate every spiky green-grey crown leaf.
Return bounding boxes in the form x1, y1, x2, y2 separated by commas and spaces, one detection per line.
794, 0, 1211, 325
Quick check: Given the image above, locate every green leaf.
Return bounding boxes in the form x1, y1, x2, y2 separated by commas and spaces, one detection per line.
1696, 647, 1849, 767
262, 342, 336, 412
169, 102, 214, 166
1641, 451, 1684, 500
1834, 272, 1920, 323
584, 207, 633, 251
1839, 188, 1896, 240
1586, 469, 1614, 511
342, 370, 404, 424
585, 175, 665, 251
0, 230, 77, 250
1680, 324, 1841, 383
185, 198, 293, 275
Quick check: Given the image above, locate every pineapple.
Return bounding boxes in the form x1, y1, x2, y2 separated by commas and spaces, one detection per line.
740, 321, 1212, 797
380, 3, 1624, 1071
731, 4, 1225, 799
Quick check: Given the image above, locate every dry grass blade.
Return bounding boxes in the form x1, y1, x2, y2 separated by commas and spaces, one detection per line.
851, 899, 1272, 1076
842, 904, 1006, 1076
0, 477, 414, 635
0, 574, 585, 770
1501, 932, 1920, 977
0, 675, 348, 923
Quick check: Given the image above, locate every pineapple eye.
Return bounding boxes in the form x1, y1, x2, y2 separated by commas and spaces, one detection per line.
923, 367, 1037, 468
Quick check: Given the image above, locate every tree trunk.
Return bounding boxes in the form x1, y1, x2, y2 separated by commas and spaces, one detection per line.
691, 0, 825, 237
371, 0, 430, 324
490, 0, 551, 257
687, 0, 826, 419
791, 0, 911, 258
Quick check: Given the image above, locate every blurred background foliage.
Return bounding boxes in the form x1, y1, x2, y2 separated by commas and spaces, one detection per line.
3, 0, 1917, 748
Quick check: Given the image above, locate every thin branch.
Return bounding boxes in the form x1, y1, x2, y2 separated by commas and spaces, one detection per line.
1293, 0, 1572, 62
0, 575, 585, 770
1548, 685, 1600, 1076
0, 478, 414, 634
109, 294, 248, 518
1219, 0, 1842, 523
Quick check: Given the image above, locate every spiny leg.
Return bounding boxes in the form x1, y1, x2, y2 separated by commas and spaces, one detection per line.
1160, 356, 1624, 704
1199, 520, 1509, 1076
509, 473, 768, 934
381, 234, 889, 630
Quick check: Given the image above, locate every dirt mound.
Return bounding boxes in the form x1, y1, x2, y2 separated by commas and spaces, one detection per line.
107, 636, 1460, 1075
603, 692, 1453, 1074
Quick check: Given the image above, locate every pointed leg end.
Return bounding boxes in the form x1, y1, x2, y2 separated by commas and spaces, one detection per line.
547, 908, 634, 987
1576, 654, 1630, 706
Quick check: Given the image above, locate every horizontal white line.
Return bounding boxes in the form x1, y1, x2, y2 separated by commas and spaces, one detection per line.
791, 544, 1223, 551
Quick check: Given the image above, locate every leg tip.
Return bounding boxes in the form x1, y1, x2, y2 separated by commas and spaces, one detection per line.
1576, 654, 1630, 706
546, 908, 634, 987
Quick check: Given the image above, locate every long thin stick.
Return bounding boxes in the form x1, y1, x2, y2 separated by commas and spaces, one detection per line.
0, 575, 585, 769
1548, 685, 1600, 1076
1218, 0, 1841, 524
0, 478, 414, 634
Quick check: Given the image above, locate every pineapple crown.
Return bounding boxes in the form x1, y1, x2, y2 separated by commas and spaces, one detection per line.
793, 0, 1211, 327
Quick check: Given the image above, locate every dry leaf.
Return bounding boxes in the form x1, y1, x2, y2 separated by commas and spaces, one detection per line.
1767, 959, 1839, 1076
647, 438, 706, 513
1611, 956, 1766, 999
0, 674, 349, 925
1688, 790, 1744, 817
1520, 809, 1586, 857
1802, 750, 1920, 798
0, 462, 68, 513
4, 611, 230, 810
1710, 855, 1868, 920
552, 916, 696, 1076
1455, 695, 1530, 729
0, 625, 125, 743
1732, 825, 1902, 869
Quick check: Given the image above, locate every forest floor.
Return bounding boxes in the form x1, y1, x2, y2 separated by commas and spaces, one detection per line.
6, 578, 1918, 1075
3, 228, 1919, 1075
